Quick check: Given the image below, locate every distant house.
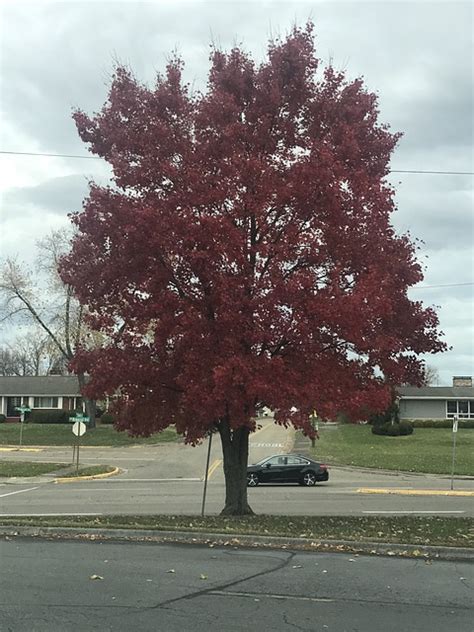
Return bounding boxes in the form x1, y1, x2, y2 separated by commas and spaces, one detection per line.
398, 376, 474, 420
0, 376, 83, 420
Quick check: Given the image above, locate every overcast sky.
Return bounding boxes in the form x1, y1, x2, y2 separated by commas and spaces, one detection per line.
0, 0, 472, 385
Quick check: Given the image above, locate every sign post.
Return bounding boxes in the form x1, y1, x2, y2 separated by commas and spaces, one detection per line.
450, 415, 458, 491
15, 405, 31, 448
310, 410, 319, 448
70, 413, 89, 474
201, 431, 213, 517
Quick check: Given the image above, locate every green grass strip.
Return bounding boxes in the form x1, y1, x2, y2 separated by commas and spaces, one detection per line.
0, 515, 471, 548
0, 424, 178, 447
310, 425, 474, 475
0, 461, 68, 477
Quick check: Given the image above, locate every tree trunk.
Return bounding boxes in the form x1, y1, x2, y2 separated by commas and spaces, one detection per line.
77, 372, 96, 429
218, 418, 254, 516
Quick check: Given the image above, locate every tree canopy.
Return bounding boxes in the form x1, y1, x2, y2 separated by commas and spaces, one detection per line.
61, 23, 445, 511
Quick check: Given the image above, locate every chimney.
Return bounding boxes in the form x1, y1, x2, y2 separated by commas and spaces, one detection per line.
452, 376, 472, 387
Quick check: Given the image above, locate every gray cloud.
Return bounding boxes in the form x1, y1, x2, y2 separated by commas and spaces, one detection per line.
3, 174, 90, 217
0, 1, 472, 385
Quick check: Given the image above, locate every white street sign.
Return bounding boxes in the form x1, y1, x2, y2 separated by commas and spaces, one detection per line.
72, 421, 87, 437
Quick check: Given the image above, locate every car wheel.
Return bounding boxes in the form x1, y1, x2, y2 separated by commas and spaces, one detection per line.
247, 473, 260, 487
301, 471, 317, 486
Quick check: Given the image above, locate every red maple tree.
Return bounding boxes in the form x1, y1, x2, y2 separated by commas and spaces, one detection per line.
61, 24, 446, 514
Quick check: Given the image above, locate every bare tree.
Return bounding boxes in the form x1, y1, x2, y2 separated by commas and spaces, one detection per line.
0, 332, 59, 376
0, 229, 98, 425
423, 365, 440, 386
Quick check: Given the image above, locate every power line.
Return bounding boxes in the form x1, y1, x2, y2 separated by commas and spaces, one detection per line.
0, 150, 473, 175
413, 282, 474, 289
0, 150, 99, 160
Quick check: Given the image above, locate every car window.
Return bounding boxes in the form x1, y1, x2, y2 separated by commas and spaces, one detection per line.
287, 456, 310, 465
263, 456, 284, 466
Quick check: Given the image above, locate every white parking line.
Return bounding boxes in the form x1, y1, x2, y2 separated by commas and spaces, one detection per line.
0, 513, 103, 517
0, 486, 39, 498
363, 510, 465, 514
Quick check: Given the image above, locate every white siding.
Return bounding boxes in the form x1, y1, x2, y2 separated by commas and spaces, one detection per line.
399, 399, 446, 420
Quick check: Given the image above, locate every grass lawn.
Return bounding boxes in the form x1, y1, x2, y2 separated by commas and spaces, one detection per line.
0, 461, 69, 477
311, 425, 474, 475
0, 514, 471, 548
0, 424, 178, 447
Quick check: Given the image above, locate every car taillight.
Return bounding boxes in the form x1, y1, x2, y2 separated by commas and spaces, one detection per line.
319, 464, 328, 470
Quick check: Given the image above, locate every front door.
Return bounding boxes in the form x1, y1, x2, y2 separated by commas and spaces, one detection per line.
6, 397, 23, 416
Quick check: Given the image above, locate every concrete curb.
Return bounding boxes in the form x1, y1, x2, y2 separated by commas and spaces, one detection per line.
0, 526, 472, 561
54, 467, 121, 483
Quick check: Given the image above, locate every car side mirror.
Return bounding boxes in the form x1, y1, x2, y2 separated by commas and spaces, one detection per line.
265, 463, 271, 468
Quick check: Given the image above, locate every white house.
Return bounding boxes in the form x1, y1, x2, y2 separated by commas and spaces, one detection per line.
0, 376, 84, 419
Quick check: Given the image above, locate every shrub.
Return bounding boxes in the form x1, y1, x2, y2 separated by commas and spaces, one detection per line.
100, 412, 116, 425
29, 410, 71, 424
0, 414, 6, 423
372, 421, 414, 436
369, 401, 400, 426
399, 420, 414, 435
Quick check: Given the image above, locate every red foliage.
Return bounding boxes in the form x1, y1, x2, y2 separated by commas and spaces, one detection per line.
61, 23, 446, 442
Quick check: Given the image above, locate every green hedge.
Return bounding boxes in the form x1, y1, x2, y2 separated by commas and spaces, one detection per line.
409, 419, 474, 429
28, 410, 76, 424
0, 414, 6, 424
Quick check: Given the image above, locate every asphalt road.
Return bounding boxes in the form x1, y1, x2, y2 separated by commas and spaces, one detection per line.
0, 538, 472, 631
1, 420, 473, 517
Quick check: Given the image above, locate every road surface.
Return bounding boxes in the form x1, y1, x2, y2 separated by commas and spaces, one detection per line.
1, 421, 473, 517
0, 538, 472, 631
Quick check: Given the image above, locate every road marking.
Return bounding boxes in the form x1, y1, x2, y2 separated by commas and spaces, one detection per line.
249, 443, 283, 448
0, 486, 39, 499
206, 459, 222, 480
0, 448, 42, 452
210, 590, 333, 603
0, 512, 103, 517
363, 510, 465, 514
357, 488, 474, 497
96, 478, 201, 482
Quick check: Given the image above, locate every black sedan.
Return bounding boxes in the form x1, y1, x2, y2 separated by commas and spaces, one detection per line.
246, 454, 329, 487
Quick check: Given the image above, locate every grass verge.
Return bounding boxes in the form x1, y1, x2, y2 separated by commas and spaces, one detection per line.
0, 461, 68, 477
310, 425, 474, 475
0, 514, 471, 548
58, 465, 116, 478
0, 424, 178, 447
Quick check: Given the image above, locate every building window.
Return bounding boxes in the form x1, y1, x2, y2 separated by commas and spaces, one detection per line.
33, 397, 59, 409
446, 400, 474, 419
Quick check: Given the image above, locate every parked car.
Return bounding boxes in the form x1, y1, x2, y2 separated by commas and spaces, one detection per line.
246, 454, 329, 487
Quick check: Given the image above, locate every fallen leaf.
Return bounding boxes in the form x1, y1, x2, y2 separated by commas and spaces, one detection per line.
146, 579, 153, 582
292, 565, 302, 569
322, 570, 328, 573
348, 558, 356, 562
200, 574, 208, 580
89, 575, 103, 580
166, 569, 175, 573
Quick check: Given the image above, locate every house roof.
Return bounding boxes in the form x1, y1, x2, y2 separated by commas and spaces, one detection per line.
398, 385, 474, 399
0, 376, 82, 396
